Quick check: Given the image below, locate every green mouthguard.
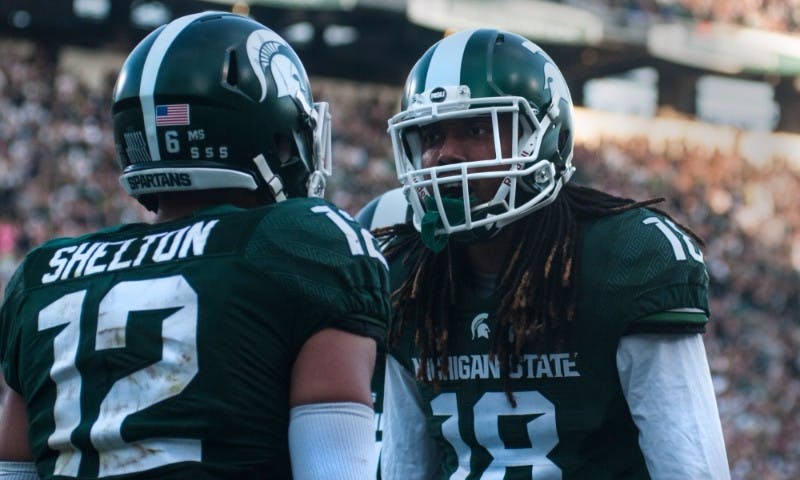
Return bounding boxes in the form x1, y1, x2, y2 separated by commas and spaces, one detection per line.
420, 195, 475, 252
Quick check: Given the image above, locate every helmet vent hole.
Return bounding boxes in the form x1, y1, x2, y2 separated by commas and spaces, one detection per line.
225, 50, 239, 87
496, 34, 505, 45
558, 128, 571, 154
274, 133, 296, 166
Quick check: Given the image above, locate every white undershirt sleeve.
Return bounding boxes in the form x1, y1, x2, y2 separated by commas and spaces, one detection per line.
381, 355, 441, 479
288, 402, 376, 480
0, 461, 37, 480
617, 333, 731, 480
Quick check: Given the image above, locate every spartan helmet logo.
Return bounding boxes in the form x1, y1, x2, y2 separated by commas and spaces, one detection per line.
246, 29, 309, 103
521, 40, 572, 110
471, 313, 490, 340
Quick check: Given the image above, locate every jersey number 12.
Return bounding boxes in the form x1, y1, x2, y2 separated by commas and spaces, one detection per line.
38, 275, 200, 478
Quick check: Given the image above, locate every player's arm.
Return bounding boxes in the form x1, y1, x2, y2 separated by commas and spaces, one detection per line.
288, 327, 378, 480
617, 328, 731, 479
0, 385, 37, 479
614, 211, 728, 477
381, 355, 441, 479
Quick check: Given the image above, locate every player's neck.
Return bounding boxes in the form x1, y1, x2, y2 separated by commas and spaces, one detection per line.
465, 226, 515, 275
154, 203, 209, 223
153, 189, 268, 223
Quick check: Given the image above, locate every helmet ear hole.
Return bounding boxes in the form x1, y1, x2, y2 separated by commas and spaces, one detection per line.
556, 126, 572, 170
274, 133, 294, 165
224, 50, 239, 88
558, 128, 570, 153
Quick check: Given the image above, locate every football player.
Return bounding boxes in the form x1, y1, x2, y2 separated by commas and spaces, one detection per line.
360, 28, 730, 479
0, 12, 389, 480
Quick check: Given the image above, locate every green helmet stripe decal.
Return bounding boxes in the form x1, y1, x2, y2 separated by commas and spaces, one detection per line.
460, 29, 495, 96
139, 11, 209, 162
424, 29, 473, 90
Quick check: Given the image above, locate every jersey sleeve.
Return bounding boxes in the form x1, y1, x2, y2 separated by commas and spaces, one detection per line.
581, 208, 710, 336
244, 198, 391, 350
0, 259, 27, 393
628, 308, 708, 334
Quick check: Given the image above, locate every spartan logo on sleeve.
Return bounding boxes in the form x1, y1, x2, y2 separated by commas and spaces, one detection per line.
246, 29, 310, 103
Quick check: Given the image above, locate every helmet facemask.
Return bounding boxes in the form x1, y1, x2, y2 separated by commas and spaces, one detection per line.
306, 99, 332, 197
261, 94, 332, 201
388, 85, 574, 251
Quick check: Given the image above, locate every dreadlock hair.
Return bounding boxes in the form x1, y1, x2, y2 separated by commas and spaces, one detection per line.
374, 183, 703, 407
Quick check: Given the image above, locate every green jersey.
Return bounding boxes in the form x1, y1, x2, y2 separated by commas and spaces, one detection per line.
0, 197, 390, 480
384, 207, 708, 479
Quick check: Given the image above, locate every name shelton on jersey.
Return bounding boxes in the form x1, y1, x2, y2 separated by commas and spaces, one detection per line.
41, 220, 218, 284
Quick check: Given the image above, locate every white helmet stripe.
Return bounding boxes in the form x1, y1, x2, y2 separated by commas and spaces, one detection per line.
424, 29, 474, 90
139, 12, 210, 162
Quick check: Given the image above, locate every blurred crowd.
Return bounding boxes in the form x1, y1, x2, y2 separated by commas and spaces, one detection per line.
1, 39, 798, 479
569, 0, 800, 32
575, 133, 800, 479
678, 0, 800, 32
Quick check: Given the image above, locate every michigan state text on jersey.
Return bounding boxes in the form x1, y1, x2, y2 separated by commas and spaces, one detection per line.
1, 198, 390, 479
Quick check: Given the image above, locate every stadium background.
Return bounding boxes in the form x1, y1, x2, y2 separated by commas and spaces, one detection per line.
0, 0, 798, 478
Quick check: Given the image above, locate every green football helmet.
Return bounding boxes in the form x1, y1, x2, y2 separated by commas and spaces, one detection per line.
112, 11, 331, 211
387, 28, 574, 243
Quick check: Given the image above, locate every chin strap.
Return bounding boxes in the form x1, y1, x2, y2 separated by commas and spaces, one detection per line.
253, 154, 287, 202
